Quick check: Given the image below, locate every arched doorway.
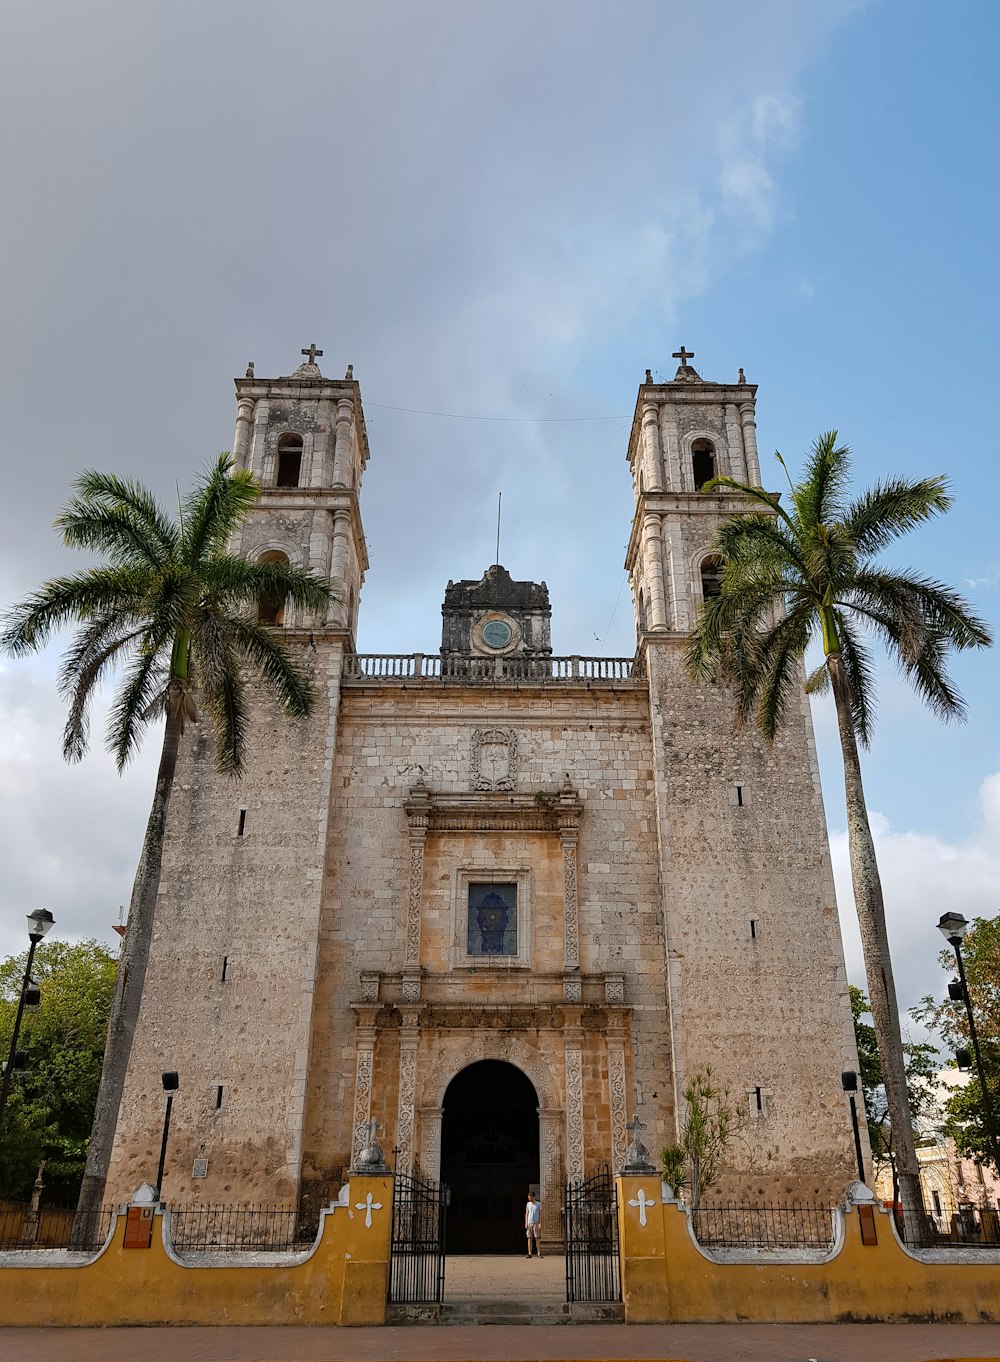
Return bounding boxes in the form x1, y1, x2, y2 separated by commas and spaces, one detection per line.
441, 1060, 540, 1254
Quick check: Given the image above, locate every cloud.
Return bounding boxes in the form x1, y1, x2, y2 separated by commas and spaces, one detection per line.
830, 764, 1000, 1022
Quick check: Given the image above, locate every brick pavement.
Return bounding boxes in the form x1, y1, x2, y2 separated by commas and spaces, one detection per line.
1, 1323, 999, 1362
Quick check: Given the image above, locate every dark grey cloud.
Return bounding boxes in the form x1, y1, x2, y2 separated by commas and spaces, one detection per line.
0, 0, 864, 956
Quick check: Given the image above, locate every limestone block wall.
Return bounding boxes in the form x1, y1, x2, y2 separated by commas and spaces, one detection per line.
646, 640, 860, 1199
106, 640, 346, 1205
299, 683, 670, 1206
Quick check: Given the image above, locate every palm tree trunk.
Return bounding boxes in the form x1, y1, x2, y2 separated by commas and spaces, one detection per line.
73, 701, 184, 1233
827, 650, 923, 1238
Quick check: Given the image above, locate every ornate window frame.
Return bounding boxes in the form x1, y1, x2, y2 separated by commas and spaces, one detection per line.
452, 866, 532, 971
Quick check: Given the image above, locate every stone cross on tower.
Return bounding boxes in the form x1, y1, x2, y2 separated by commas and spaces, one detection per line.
301, 343, 324, 365
672, 346, 694, 370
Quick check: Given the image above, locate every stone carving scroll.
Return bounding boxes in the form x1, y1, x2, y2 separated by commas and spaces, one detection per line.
560, 829, 580, 971
607, 1041, 628, 1174
396, 1039, 418, 1174
471, 728, 518, 791
564, 1045, 585, 1182
403, 806, 428, 969
352, 1044, 374, 1163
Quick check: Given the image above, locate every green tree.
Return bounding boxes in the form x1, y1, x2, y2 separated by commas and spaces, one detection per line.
686, 432, 991, 1233
1, 455, 334, 1222
851, 985, 938, 1209
912, 914, 1000, 1170
659, 1067, 745, 1209
0, 940, 117, 1204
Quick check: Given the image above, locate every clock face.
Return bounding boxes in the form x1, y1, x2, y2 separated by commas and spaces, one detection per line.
482, 618, 513, 649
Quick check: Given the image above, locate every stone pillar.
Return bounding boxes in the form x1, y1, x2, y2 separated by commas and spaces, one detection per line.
559, 803, 581, 983
232, 397, 255, 471
740, 401, 761, 485
641, 401, 664, 492
332, 397, 354, 487
660, 404, 683, 491
249, 397, 270, 481
725, 403, 748, 482
606, 1029, 628, 1174
352, 1016, 377, 1164
538, 1107, 563, 1247
642, 514, 668, 630
403, 786, 430, 977
328, 508, 352, 627
419, 1106, 444, 1179
395, 1013, 419, 1174
663, 523, 687, 634
564, 1016, 585, 1183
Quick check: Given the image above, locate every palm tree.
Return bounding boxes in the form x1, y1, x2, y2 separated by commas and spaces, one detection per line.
1, 454, 334, 1225
686, 431, 991, 1236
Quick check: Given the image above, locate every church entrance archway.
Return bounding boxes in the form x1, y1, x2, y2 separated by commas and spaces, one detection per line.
440, 1060, 540, 1255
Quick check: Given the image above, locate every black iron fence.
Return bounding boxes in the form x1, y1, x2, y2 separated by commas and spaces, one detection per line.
0, 1203, 115, 1252
565, 1165, 621, 1303
388, 1172, 446, 1304
166, 1203, 317, 1253
915, 1202, 1000, 1248
691, 1203, 837, 1251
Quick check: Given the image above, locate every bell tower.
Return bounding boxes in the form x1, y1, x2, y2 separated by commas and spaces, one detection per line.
625, 347, 760, 639
231, 347, 369, 644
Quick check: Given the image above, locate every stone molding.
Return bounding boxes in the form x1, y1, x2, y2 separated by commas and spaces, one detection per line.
403, 785, 582, 835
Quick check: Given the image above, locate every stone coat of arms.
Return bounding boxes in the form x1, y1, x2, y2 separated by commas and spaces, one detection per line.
471, 728, 517, 791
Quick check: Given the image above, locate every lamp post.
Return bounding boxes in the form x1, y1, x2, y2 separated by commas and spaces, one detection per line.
154, 1072, 179, 1200
937, 911, 1000, 1170
0, 908, 55, 1143
841, 1071, 867, 1185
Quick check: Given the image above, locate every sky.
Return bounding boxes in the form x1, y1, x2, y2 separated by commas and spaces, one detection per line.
1, 0, 998, 1039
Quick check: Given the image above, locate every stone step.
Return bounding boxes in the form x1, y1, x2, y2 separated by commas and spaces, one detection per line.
387, 1300, 624, 1326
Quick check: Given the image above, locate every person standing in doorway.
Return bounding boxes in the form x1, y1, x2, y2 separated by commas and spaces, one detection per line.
525, 1191, 542, 1258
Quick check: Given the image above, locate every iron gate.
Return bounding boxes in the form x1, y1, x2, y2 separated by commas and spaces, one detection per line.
565, 1164, 621, 1303
388, 1172, 447, 1304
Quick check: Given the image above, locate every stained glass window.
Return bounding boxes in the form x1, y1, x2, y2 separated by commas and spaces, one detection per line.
468, 882, 517, 956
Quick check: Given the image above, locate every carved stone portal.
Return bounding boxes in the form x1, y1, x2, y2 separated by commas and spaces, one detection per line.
471, 728, 517, 791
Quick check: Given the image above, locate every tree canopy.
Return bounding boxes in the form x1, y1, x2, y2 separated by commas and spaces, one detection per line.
0, 940, 117, 1204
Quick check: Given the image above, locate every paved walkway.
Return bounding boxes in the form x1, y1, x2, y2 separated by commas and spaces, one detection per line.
1, 1323, 1000, 1362
445, 1252, 565, 1302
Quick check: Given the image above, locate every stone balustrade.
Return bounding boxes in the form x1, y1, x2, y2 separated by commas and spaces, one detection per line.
342, 653, 644, 684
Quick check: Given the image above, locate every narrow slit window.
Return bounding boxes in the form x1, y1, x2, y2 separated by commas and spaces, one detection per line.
221, 955, 229, 982
736, 784, 744, 807
237, 809, 246, 837
215, 1085, 224, 1109
749, 918, 758, 940
754, 1086, 763, 1112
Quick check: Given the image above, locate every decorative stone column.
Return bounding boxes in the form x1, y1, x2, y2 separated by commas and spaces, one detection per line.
332, 397, 354, 487
558, 785, 581, 992
402, 784, 431, 985
564, 1014, 585, 1183
232, 397, 256, 471
604, 986, 628, 1174
740, 401, 761, 485
642, 514, 668, 630
352, 1008, 378, 1164
418, 1106, 444, 1179
641, 401, 664, 492
725, 403, 748, 482
395, 1011, 420, 1175
249, 397, 270, 480
538, 1106, 563, 1245
659, 404, 683, 491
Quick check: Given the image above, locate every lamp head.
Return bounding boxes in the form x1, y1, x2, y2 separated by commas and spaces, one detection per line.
938, 912, 969, 945
841, 1070, 859, 1093
26, 908, 55, 942
161, 1071, 179, 1092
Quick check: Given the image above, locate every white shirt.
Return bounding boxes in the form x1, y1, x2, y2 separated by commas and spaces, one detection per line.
525, 1200, 541, 1225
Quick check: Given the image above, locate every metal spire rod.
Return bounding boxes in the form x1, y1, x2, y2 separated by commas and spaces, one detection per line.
495, 491, 502, 567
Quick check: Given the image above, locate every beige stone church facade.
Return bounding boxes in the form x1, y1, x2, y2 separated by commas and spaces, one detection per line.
106, 349, 861, 1245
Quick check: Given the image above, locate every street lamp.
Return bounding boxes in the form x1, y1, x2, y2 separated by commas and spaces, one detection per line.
0, 908, 55, 1143
154, 1072, 179, 1200
937, 911, 1000, 1169
841, 1071, 867, 1185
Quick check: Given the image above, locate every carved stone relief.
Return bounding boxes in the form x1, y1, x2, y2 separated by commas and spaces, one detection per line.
396, 1041, 418, 1173
607, 1041, 628, 1173
352, 1045, 374, 1162
471, 728, 518, 791
564, 1046, 585, 1181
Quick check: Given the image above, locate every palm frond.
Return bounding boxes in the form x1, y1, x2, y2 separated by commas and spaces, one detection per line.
842, 476, 952, 555
749, 602, 814, 740
65, 471, 178, 562
106, 643, 170, 772
201, 555, 335, 615
848, 569, 992, 653
181, 455, 260, 566
194, 609, 248, 773
0, 566, 154, 656
57, 616, 147, 762
795, 431, 851, 530
228, 615, 315, 718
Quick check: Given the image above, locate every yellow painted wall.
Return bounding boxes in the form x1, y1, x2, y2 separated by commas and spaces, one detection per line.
0, 1176, 391, 1328
617, 1175, 1000, 1324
